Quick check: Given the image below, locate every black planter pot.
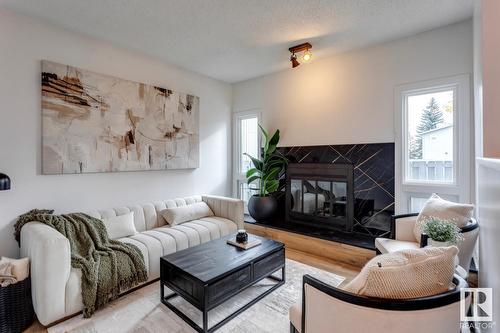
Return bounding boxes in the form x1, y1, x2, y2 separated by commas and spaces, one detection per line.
248, 195, 278, 222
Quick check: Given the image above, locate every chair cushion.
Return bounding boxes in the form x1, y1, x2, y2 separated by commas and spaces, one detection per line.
414, 194, 474, 241
344, 246, 458, 299
289, 301, 302, 332
375, 238, 420, 254
160, 202, 214, 226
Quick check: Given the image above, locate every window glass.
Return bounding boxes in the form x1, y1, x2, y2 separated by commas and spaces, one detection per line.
239, 181, 258, 213
410, 194, 459, 213
240, 117, 259, 173
409, 197, 429, 213
406, 90, 454, 183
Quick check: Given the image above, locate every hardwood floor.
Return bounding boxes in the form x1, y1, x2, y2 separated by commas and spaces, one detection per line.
245, 222, 376, 269
285, 248, 359, 283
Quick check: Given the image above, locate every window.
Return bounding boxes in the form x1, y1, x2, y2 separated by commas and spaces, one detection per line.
239, 117, 259, 173
405, 89, 455, 183
233, 110, 261, 212
409, 194, 459, 213
409, 196, 429, 213
395, 75, 471, 214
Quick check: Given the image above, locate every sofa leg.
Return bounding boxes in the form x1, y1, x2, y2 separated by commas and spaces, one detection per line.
375, 248, 382, 255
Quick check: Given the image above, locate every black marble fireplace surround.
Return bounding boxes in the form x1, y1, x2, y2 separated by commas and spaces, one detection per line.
245, 143, 395, 250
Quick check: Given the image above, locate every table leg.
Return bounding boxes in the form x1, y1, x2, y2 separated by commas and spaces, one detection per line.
203, 309, 208, 333
268, 265, 286, 282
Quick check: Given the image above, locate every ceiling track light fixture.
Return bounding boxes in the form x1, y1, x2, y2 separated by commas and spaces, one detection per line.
290, 53, 300, 68
288, 42, 312, 68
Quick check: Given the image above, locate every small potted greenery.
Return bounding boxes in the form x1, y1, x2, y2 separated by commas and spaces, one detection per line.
245, 125, 287, 221
422, 217, 463, 247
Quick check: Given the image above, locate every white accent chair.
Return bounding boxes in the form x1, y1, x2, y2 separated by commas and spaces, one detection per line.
20, 195, 244, 326
289, 274, 470, 333
375, 214, 479, 277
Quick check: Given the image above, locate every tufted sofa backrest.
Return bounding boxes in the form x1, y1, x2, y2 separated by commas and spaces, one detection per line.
83, 195, 203, 232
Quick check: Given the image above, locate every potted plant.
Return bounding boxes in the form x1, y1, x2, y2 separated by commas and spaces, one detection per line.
422, 217, 463, 247
245, 125, 287, 221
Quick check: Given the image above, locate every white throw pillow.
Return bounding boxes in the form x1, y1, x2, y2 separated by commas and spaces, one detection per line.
413, 194, 474, 242
160, 202, 214, 226
102, 212, 137, 240
344, 246, 458, 299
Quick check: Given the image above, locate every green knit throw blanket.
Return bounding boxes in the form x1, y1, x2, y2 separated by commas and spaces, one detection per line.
15, 209, 148, 318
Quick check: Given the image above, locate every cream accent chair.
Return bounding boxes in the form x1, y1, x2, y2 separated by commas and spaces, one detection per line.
20, 195, 243, 326
375, 214, 479, 276
289, 274, 470, 333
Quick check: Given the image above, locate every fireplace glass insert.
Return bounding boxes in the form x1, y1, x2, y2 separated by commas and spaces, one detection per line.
286, 163, 354, 232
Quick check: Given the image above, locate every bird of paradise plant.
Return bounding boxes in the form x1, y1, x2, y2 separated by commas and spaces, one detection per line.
245, 125, 287, 197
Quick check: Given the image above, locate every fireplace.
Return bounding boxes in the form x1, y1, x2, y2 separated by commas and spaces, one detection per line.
285, 163, 354, 232
245, 143, 394, 249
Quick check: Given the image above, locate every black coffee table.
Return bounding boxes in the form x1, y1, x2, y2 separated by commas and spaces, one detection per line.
160, 233, 285, 333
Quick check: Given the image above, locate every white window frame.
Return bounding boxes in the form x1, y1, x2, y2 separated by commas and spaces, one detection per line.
232, 109, 261, 202
394, 74, 472, 214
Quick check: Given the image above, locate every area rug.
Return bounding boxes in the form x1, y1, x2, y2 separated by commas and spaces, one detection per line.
48, 259, 345, 333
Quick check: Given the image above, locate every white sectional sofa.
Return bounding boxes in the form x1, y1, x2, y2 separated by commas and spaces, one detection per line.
20, 195, 244, 326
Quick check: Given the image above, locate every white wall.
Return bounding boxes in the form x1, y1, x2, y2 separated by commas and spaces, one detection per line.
232, 20, 473, 147
477, 158, 500, 330
0, 11, 233, 258
477, 2, 500, 327
481, 0, 500, 158
473, 0, 483, 161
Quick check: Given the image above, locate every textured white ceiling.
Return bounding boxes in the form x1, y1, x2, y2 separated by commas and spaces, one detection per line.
0, 0, 473, 83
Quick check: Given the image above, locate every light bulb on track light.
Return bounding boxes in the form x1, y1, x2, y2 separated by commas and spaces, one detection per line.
302, 50, 312, 62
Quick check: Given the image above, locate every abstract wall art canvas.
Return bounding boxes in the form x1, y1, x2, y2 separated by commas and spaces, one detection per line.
41, 60, 199, 174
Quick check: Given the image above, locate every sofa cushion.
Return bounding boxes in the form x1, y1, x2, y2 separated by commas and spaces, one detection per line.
189, 220, 222, 239
413, 194, 474, 241
150, 217, 237, 255
141, 230, 177, 256
160, 202, 214, 226
129, 233, 163, 279
170, 225, 203, 247
374, 238, 420, 254
153, 227, 190, 251
127, 205, 148, 232
344, 246, 458, 299
103, 212, 137, 240
180, 222, 212, 243
198, 216, 237, 236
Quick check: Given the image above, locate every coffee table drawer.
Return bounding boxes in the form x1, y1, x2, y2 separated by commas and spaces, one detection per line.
208, 265, 252, 306
253, 249, 285, 280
